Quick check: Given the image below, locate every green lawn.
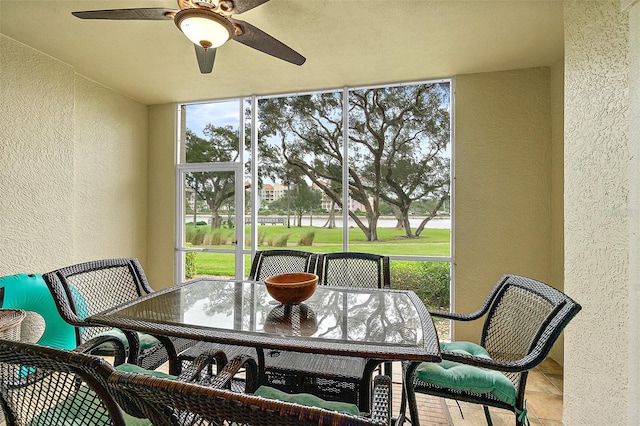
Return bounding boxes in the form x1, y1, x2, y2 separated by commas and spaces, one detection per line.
189, 224, 450, 277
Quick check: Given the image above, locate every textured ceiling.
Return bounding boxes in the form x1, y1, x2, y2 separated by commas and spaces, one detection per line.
0, 0, 564, 105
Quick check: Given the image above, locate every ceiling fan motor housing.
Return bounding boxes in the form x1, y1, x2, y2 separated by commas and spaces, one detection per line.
174, 8, 234, 49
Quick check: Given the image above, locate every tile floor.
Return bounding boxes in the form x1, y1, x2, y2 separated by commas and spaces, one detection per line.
390, 358, 565, 426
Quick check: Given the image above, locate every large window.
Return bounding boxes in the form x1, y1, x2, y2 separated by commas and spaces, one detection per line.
176, 80, 453, 325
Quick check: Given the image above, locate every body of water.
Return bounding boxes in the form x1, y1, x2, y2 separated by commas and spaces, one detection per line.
188, 215, 451, 229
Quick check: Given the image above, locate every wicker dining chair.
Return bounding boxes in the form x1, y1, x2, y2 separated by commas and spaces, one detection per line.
178, 249, 317, 381
264, 251, 392, 408
109, 367, 392, 426
0, 338, 132, 426
248, 249, 319, 280
401, 274, 582, 426
0, 338, 252, 426
316, 251, 391, 289
42, 258, 195, 371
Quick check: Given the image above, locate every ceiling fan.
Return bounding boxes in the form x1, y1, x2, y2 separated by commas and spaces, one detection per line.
72, 0, 306, 74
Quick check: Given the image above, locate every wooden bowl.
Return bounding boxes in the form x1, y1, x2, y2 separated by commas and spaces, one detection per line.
264, 273, 318, 305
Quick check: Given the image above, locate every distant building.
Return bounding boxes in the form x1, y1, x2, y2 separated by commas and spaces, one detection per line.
311, 181, 366, 212
262, 183, 288, 204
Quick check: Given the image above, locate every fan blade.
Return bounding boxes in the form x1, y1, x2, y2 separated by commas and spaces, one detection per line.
195, 45, 217, 74
230, 19, 305, 66
72, 8, 176, 20
231, 0, 271, 14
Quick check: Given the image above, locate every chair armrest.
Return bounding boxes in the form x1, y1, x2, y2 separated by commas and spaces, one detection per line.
370, 374, 391, 426
441, 350, 541, 373
428, 307, 488, 322
199, 354, 258, 393
178, 350, 258, 393
430, 278, 512, 322
74, 335, 127, 366
176, 349, 228, 382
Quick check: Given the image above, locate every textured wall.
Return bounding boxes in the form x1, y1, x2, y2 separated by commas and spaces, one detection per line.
73, 76, 148, 263
564, 1, 630, 424
0, 35, 148, 275
628, 1, 640, 420
0, 35, 75, 273
454, 68, 553, 343
549, 58, 565, 364
146, 104, 177, 289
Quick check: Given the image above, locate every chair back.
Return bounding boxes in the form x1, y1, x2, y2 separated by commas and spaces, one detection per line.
0, 339, 126, 426
42, 258, 152, 343
480, 274, 582, 389
248, 250, 317, 281
316, 252, 391, 289
109, 369, 389, 426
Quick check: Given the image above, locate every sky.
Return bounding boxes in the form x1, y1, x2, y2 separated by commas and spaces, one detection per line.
184, 83, 452, 158
186, 100, 243, 137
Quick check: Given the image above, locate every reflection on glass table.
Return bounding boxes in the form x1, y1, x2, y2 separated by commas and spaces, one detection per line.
87, 279, 440, 412
88, 279, 439, 360
263, 303, 318, 337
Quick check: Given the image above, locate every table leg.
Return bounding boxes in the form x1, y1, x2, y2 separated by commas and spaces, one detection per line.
396, 362, 420, 426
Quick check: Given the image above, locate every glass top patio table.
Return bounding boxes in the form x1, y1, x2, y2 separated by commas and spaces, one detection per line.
87, 278, 441, 365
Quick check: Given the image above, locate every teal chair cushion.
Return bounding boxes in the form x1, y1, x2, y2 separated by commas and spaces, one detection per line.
415, 341, 517, 406
0, 274, 77, 350
114, 362, 176, 379
95, 329, 161, 351
254, 385, 361, 416
26, 385, 152, 426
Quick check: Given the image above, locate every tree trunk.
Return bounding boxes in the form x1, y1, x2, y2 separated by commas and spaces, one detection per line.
193, 192, 198, 225
392, 206, 404, 229
350, 210, 376, 241
368, 215, 379, 241
210, 211, 223, 229
415, 197, 447, 236
323, 201, 336, 228
402, 212, 415, 238
286, 182, 291, 228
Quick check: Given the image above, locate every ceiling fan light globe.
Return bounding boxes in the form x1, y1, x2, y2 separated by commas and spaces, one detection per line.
175, 9, 233, 49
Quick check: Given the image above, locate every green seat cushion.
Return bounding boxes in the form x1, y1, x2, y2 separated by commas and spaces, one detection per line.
27, 385, 151, 426
440, 341, 492, 358
95, 329, 161, 351
115, 362, 177, 379
415, 341, 517, 406
254, 385, 360, 416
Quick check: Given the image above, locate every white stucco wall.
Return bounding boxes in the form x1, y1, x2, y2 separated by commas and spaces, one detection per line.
453, 67, 554, 343
0, 35, 149, 275
564, 1, 630, 424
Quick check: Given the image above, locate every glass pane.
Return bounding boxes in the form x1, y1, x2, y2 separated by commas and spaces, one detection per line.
182, 170, 236, 279
390, 260, 451, 339
256, 92, 344, 253
184, 100, 241, 163
347, 83, 451, 255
